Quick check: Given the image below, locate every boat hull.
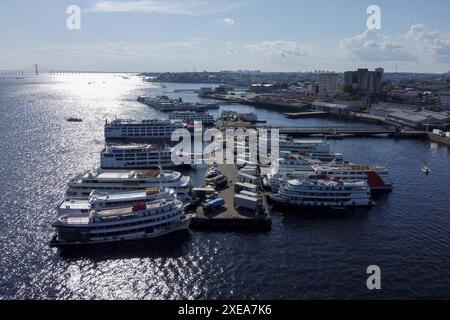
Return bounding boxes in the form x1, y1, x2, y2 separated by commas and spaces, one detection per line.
268, 194, 374, 211
50, 215, 192, 248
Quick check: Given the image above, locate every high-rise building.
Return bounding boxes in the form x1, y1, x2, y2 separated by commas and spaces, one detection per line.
318, 73, 338, 97
344, 68, 384, 96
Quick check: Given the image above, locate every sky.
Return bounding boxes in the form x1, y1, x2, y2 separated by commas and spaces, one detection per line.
1, 0, 450, 73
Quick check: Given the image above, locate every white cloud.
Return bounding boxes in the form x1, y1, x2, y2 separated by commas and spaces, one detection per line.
31, 39, 206, 58
225, 41, 235, 55
89, 0, 251, 16
244, 40, 312, 66
339, 30, 416, 62
220, 18, 235, 26
407, 24, 450, 63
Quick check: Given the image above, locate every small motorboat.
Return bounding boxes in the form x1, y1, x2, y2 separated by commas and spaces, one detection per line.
66, 117, 83, 123
418, 160, 431, 175
421, 165, 431, 175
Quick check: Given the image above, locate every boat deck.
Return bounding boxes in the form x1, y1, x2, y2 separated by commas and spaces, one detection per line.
98, 200, 167, 217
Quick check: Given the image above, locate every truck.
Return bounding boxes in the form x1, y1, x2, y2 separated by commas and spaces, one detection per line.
206, 174, 228, 188
203, 198, 225, 213
192, 187, 218, 200
433, 129, 444, 136
234, 194, 259, 211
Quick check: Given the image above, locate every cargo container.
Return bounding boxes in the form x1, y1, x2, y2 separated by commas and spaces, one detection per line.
240, 190, 258, 198
234, 194, 259, 211
238, 172, 259, 186
234, 182, 258, 193
240, 165, 258, 176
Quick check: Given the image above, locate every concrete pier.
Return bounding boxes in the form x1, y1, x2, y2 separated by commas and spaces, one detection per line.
190, 164, 271, 232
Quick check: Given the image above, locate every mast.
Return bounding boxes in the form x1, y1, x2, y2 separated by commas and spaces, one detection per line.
158, 152, 163, 199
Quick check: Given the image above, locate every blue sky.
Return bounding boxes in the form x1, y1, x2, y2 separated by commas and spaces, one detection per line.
1, 0, 450, 72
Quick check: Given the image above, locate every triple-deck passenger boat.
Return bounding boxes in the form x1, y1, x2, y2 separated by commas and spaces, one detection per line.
51, 187, 191, 248
66, 168, 192, 204
279, 138, 344, 162
169, 111, 215, 125
100, 144, 175, 169
269, 177, 373, 210
266, 155, 321, 191
104, 119, 183, 140
58, 187, 177, 217
312, 163, 393, 193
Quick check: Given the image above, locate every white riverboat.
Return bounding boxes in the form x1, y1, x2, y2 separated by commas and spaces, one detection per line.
313, 163, 393, 193
104, 119, 183, 140
280, 138, 344, 162
266, 155, 321, 191
58, 187, 177, 217
269, 177, 373, 210
169, 111, 215, 125
100, 144, 176, 169
51, 188, 191, 248
66, 168, 192, 204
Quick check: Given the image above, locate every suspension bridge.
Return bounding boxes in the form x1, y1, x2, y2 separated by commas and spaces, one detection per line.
0, 64, 139, 76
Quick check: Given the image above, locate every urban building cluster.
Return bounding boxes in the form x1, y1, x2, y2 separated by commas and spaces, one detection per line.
178, 68, 450, 131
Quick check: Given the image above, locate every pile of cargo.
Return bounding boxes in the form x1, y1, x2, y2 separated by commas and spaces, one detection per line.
233, 165, 262, 212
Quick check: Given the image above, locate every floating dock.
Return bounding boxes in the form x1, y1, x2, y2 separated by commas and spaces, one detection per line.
190, 164, 271, 232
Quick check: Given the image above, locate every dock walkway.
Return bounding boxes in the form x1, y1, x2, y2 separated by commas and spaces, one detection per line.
191, 164, 271, 232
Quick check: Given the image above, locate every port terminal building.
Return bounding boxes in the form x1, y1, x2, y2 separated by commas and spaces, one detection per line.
371, 103, 450, 129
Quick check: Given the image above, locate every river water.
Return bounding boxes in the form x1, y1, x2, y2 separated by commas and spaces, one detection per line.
1, 75, 449, 299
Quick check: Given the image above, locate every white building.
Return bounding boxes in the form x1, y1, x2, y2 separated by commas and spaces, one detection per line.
371, 103, 450, 129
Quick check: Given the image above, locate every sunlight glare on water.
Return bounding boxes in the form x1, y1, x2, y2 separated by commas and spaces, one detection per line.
1, 75, 450, 300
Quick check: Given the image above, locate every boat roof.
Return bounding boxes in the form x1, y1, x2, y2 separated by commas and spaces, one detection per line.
105, 144, 170, 151
81, 169, 179, 180
97, 200, 169, 217
288, 179, 367, 187
59, 199, 91, 210
91, 188, 173, 201
65, 216, 91, 225
316, 164, 385, 171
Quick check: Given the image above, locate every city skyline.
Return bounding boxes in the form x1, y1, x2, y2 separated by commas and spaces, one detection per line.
1, 0, 450, 73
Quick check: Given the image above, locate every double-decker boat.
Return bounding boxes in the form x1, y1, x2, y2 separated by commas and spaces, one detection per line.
312, 163, 393, 193
50, 187, 191, 248
265, 155, 320, 192
100, 144, 176, 169
58, 187, 177, 217
104, 119, 183, 140
65, 168, 192, 204
169, 111, 215, 125
279, 138, 344, 162
138, 96, 219, 112
269, 177, 373, 210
